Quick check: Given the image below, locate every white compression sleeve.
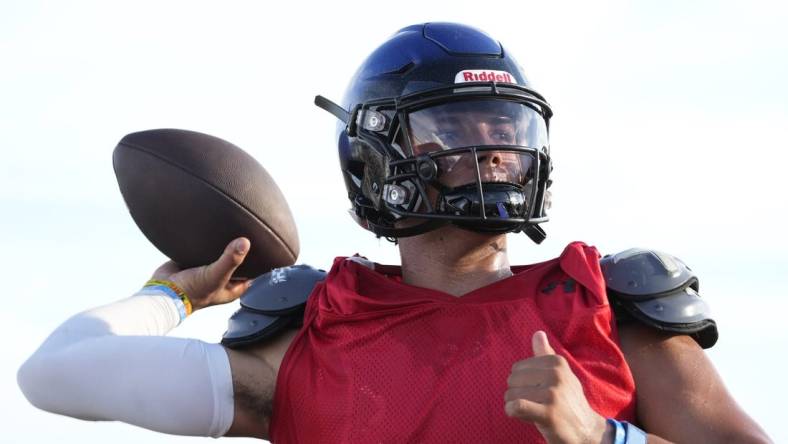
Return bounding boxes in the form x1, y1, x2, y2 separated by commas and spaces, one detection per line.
17, 292, 235, 437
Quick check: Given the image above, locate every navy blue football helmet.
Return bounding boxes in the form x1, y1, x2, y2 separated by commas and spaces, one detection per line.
315, 23, 553, 243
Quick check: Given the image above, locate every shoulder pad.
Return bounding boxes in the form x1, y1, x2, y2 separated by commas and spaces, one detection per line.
221, 264, 326, 349
600, 248, 718, 348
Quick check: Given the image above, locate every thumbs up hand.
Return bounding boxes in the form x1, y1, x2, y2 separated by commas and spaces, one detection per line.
505, 331, 613, 444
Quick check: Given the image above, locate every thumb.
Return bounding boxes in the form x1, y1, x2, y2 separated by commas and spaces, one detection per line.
532, 330, 555, 356
204, 237, 250, 285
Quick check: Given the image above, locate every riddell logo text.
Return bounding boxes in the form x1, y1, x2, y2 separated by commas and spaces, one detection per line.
454, 70, 516, 84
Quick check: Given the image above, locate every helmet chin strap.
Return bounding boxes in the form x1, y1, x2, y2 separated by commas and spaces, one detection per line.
524, 225, 547, 244
436, 181, 547, 243
436, 182, 527, 233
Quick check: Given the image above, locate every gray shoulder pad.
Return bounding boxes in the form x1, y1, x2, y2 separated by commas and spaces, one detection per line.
221, 264, 326, 349
600, 248, 718, 349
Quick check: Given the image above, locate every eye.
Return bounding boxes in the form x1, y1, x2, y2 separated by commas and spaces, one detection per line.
437, 131, 460, 146
490, 129, 515, 143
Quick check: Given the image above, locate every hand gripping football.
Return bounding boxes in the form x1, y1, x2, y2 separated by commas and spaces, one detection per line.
113, 128, 299, 278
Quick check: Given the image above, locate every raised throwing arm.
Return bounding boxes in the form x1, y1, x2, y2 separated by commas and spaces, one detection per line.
17, 238, 255, 437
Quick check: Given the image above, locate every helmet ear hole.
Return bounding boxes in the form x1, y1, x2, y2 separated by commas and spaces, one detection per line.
359, 146, 386, 209
349, 140, 366, 162
345, 141, 367, 183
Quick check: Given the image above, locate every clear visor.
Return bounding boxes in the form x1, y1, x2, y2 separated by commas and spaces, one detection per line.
406, 100, 547, 188
407, 99, 548, 152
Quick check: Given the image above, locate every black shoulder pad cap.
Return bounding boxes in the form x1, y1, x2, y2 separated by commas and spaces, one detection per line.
221, 264, 326, 349
600, 248, 718, 349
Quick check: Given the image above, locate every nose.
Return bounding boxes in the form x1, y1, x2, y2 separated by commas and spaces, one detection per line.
476, 151, 507, 182
477, 151, 503, 168
476, 150, 528, 184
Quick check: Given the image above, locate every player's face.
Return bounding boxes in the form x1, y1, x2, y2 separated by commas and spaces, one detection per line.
406, 100, 547, 189
411, 114, 526, 188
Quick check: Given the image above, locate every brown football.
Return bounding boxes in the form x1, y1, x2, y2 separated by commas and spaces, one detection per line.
113, 128, 299, 278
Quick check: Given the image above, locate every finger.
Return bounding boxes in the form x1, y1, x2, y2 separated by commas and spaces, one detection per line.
507, 367, 558, 388
204, 237, 251, 286
214, 279, 253, 304
511, 354, 565, 372
505, 398, 549, 423
532, 330, 555, 356
225, 278, 252, 291
504, 386, 547, 403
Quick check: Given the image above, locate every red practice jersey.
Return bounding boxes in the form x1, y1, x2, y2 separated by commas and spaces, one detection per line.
270, 242, 636, 443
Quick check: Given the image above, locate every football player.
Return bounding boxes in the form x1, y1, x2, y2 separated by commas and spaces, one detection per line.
19, 23, 770, 444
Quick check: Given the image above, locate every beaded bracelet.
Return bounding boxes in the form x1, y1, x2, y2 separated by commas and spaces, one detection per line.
144, 279, 193, 319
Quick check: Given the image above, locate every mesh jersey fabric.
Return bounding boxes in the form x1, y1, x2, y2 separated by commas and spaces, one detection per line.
270, 242, 637, 443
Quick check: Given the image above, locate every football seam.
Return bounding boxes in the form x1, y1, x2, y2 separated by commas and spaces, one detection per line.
117, 140, 298, 262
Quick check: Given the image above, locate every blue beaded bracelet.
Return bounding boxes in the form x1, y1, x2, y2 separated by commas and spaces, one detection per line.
139, 282, 190, 322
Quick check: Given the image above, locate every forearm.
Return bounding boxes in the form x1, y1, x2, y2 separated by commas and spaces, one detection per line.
35, 291, 181, 346
646, 433, 673, 444
17, 290, 235, 437
620, 324, 772, 444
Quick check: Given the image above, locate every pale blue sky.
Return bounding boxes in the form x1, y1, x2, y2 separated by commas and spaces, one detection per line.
2, 1, 786, 442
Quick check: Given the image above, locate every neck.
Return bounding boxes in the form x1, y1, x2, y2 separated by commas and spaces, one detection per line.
397, 226, 512, 297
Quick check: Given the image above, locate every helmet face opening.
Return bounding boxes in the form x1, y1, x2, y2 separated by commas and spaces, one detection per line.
353, 84, 551, 236
384, 145, 541, 233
